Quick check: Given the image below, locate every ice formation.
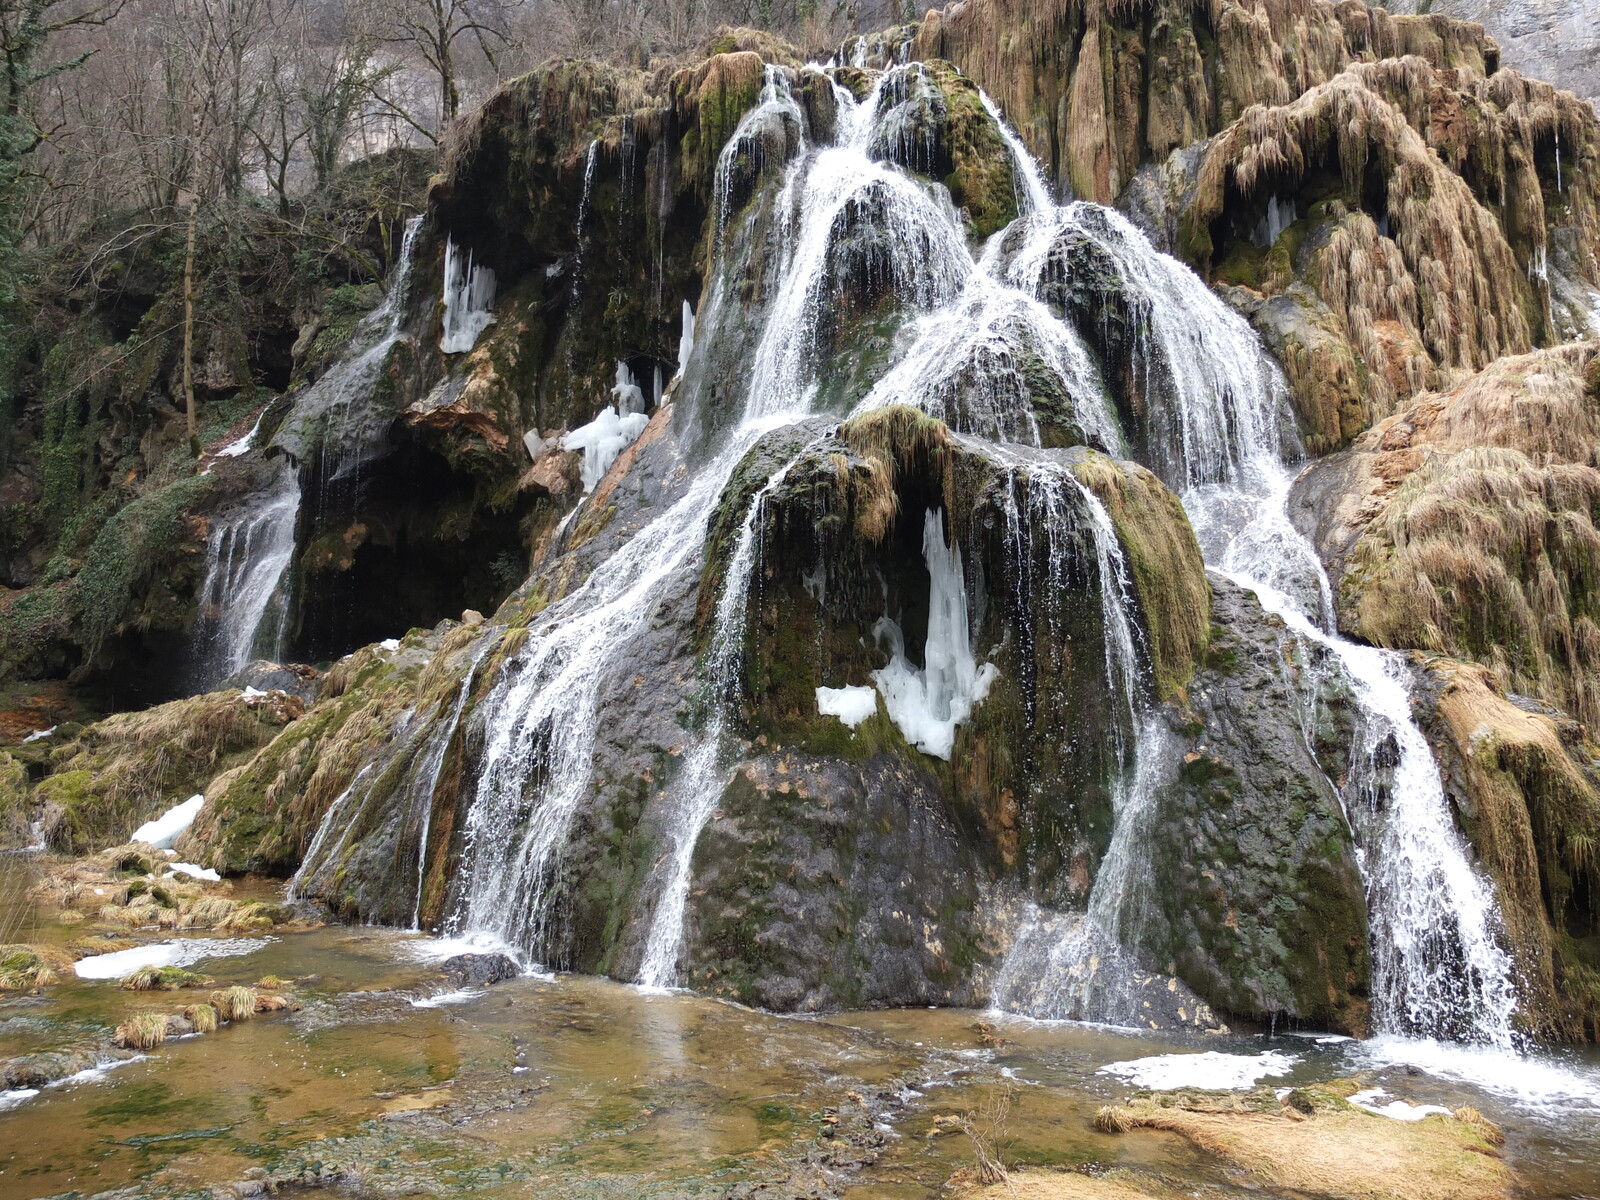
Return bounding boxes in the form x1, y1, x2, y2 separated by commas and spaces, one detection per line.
440, 237, 497, 354
562, 405, 650, 492
870, 509, 998, 760
677, 300, 696, 373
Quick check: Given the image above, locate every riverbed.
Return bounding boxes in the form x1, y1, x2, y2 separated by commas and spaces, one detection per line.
3, 855, 1598, 1199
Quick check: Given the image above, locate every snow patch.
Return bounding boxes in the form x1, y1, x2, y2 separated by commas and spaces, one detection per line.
73, 937, 271, 980
816, 685, 877, 729
22, 726, 55, 743
1347, 1088, 1451, 1121
870, 509, 998, 760
165, 862, 221, 882
130, 795, 203, 850
1097, 1050, 1300, 1091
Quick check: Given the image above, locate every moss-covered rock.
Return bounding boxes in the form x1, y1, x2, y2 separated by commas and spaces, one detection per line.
22, 688, 301, 854
1149, 578, 1370, 1032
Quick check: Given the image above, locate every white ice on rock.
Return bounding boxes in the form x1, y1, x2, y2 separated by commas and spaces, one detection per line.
165, 862, 221, 881
1347, 1088, 1452, 1121
870, 509, 998, 761
815, 685, 878, 728
130, 795, 203, 850
440, 237, 497, 354
1098, 1050, 1299, 1091
611, 361, 647, 415
73, 937, 270, 979
677, 299, 696, 374
562, 405, 650, 492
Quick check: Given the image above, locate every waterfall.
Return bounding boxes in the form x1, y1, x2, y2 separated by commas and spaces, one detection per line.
192, 461, 299, 683
287, 765, 374, 903
414, 55, 1521, 1049
447, 71, 972, 962
635, 455, 805, 988
410, 640, 495, 929
191, 217, 423, 690
714, 65, 805, 246
859, 93, 1520, 1045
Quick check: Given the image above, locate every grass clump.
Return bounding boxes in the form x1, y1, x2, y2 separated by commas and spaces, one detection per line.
114, 1011, 170, 1049
211, 985, 257, 1022
182, 1002, 219, 1033
120, 965, 212, 991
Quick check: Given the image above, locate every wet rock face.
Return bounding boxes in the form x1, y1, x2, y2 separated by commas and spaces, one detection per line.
1151, 578, 1371, 1031
440, 953, 520, 988
686, 749, 992, 1011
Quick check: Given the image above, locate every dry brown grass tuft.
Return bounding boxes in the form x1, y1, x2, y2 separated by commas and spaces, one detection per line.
210, 985, 257, 1022
113, 1011, 169, 1050
183, 1002, 219, 1033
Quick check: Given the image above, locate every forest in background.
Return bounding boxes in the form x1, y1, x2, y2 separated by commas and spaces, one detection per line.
0, 0, 888, 398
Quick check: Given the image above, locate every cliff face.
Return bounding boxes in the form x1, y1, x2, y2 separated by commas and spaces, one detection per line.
1392, 0, 1600, 112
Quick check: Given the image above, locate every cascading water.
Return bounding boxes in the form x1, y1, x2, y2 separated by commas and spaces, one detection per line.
409, 640, 495, 929
190, 217, 423, 689
958, 105, 1518, 1046
635, 455, 806, 988
425, 52, 1518, 1051
192, 462, 299, 683
447, 68, 973, 964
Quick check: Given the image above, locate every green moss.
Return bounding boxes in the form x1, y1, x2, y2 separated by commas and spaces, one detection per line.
71, 473, 214, 659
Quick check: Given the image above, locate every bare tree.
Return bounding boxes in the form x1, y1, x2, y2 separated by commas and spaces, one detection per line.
381, 0, 514, 126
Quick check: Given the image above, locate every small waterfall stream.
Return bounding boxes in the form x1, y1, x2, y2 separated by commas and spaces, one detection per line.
192, 217, 424, 689
192, 462, 299, 683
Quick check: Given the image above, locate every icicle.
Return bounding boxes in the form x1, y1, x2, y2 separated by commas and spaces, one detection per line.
869, 509, 999, 761
440, 237, 497, 354
677, 300, 696, 374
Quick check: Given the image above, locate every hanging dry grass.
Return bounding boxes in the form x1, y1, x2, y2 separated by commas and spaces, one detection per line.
1337, 346, 1600, 728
